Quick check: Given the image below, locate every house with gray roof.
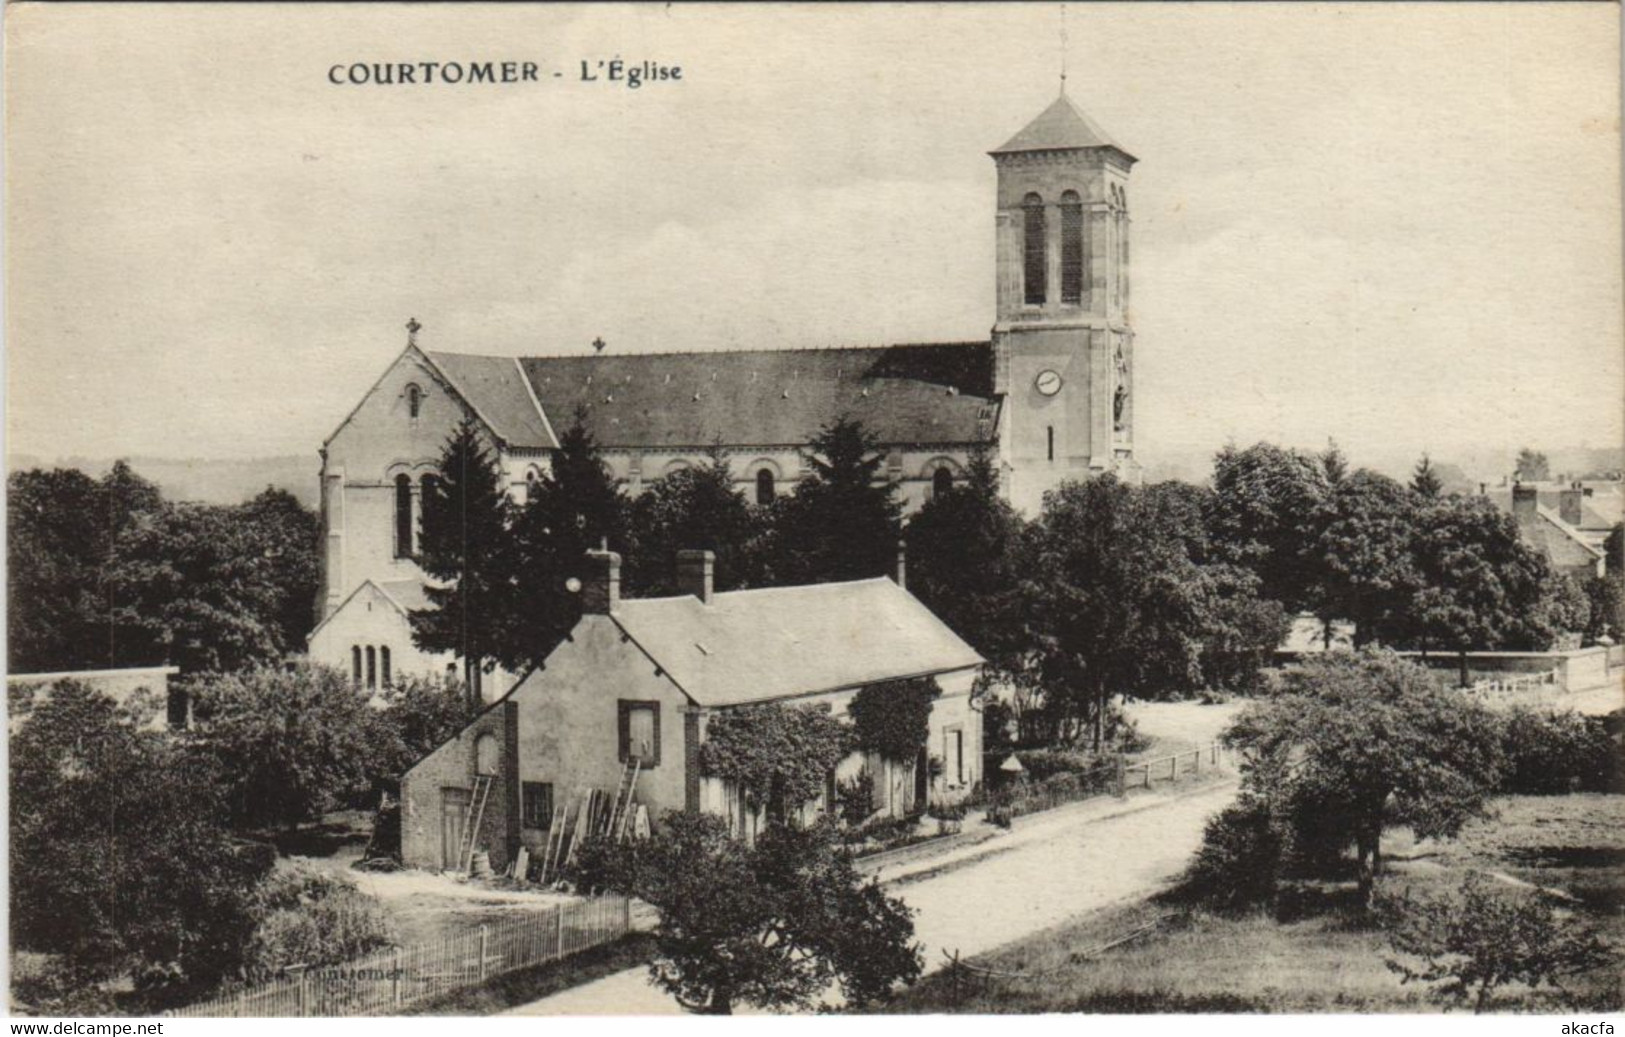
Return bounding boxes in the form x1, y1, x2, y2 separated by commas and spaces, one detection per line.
398, 550, 985, 874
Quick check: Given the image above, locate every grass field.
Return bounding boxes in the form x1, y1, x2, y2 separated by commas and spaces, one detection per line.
879, 794, 1624, 1014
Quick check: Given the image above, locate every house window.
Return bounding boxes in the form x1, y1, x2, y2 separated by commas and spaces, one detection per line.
1047, 425, 1055, 462
755, 468, 775, 505
522, 782, 554, 829
618, 700, 661, 767
1060, 190, 1084, 305
475, 732, 500, 776
944, 726, 964, 785
365, 646, 377, 689
406, 383, 423, 419
380, 646, 392, 688
352, 646, 363, 686
394, 474, 413, 558
1022, 193, 1047, 305
932, 466, 954, 498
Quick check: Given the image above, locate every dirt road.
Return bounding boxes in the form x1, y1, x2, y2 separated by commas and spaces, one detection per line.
505, 777, 1237, 1015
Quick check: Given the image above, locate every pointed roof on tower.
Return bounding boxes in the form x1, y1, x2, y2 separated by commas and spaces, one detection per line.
991, 93, 1135, 162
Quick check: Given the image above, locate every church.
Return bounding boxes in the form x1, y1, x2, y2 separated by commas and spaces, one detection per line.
306, 92, 1142, 692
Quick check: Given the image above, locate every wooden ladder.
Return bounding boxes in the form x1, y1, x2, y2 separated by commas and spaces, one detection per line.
537, 802, 568, 885
459, 774, 494, 874
606, 755, 642, 843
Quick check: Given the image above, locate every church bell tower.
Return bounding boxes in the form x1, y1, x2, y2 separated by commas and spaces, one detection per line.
990, 92, 1138, 514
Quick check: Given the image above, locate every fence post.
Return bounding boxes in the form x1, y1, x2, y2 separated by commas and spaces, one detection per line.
557, 904, 566, 957
478, 925, 489, 981
1192, 747, 1199, 774
623, 896, 633, 933
1114, 753, 1126, 798
393, 948, 403, 1008
296, 968, 309, 1017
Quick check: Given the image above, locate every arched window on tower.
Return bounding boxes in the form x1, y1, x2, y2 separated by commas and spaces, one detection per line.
1060, 190, 1084, 305
365, 646, 377, 690
406, 383, 423, 420
394, 474, 413, 558
1022, 193, 1047, 305
755, 468, 775, 505
351, 646, 362, 686
933, 467, 954, 499
380, 646, 392, 688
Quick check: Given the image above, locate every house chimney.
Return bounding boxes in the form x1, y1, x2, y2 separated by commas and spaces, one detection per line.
893, 539, 907, 591
1560, 483, 1585, 526
1511, 483, 1538, 520
676, 549, 714, 605
582, 550, 621, 614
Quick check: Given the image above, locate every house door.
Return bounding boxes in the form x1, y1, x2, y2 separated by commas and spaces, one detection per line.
441, 787, 471, 871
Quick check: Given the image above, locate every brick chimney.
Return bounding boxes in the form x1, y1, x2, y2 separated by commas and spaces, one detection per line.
1511, 483, 1538, 520
676, 549, 714, 605
1559, 483, 1585, 526
892, 539, 907, 591
582, 550, 621, 614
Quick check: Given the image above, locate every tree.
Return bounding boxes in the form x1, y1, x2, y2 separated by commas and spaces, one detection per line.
594, 813, 920, 1013
1025, 475, 1212, 749
624, 443, 755, 597
106, 502, 288, 673
237, 487, 321, 652
1404, 496, 1553, 686
1225, 650, 1504, 902
190, 665, 377, 831
1582, 523, 1624, 644
7, 463, 164, 673
1411, 454, 1444, 499
1514, 447, 1550, 483
10, 681, 273, 1007
1320, 437, 1349, 485
773, 417, 902, 584
411, 419, 517, 702
1208, 443, 1330, 613
366, 675, 480, 792
903, 446, 1028, 673
509, 411, 629, 668
1194, 563, 1291, 693
1309, 469, 1419, 646
1378, 872, 1614, 1013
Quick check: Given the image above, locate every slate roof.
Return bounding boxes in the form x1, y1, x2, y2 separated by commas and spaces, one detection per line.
426, 351, 557, 450
377, 578, 435, 613
991, 93, 1135, 160
612, 578, 985, 708
1515, 506, 1604, 572
429, 343, 997, 450
1482, 487, 1621, 532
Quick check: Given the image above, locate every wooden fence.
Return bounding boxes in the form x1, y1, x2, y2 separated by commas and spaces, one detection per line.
1466, 670, 1559, 705
1121, 742, 1230, 792
995, 742, 1231, 821
166, 895, 632, 1018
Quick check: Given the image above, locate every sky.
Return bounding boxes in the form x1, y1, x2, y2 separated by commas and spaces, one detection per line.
6, 3, 1621, 478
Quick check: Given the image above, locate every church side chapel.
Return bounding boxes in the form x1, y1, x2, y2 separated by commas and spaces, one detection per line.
309, 92, 1141, 696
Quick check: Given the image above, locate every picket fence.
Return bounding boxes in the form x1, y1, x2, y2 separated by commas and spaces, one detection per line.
1467, 670, 1559, 705
166, 895, 632, 1018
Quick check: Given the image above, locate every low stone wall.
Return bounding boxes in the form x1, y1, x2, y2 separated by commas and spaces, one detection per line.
1397, 647, 1612, 694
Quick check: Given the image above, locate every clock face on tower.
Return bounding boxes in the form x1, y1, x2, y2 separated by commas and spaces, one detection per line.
1035, 369, 1063, 396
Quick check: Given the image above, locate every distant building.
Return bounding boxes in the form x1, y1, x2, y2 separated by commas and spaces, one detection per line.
1482, 482, 1611, 579
398, 550, 984, 873
310, 93, 1143, 694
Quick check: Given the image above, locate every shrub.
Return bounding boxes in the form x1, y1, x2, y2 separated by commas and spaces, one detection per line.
848, 677, 938, 762
1178, 795, 1285, 912
1013, 748, 1096, 782
243, 866, 395, 983
1377, 872, 1616, 1013
1498, 707, 1621, 795
835, 770, 877, 828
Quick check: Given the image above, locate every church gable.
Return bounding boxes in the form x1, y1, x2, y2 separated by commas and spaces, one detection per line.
324, 345, 493, 479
